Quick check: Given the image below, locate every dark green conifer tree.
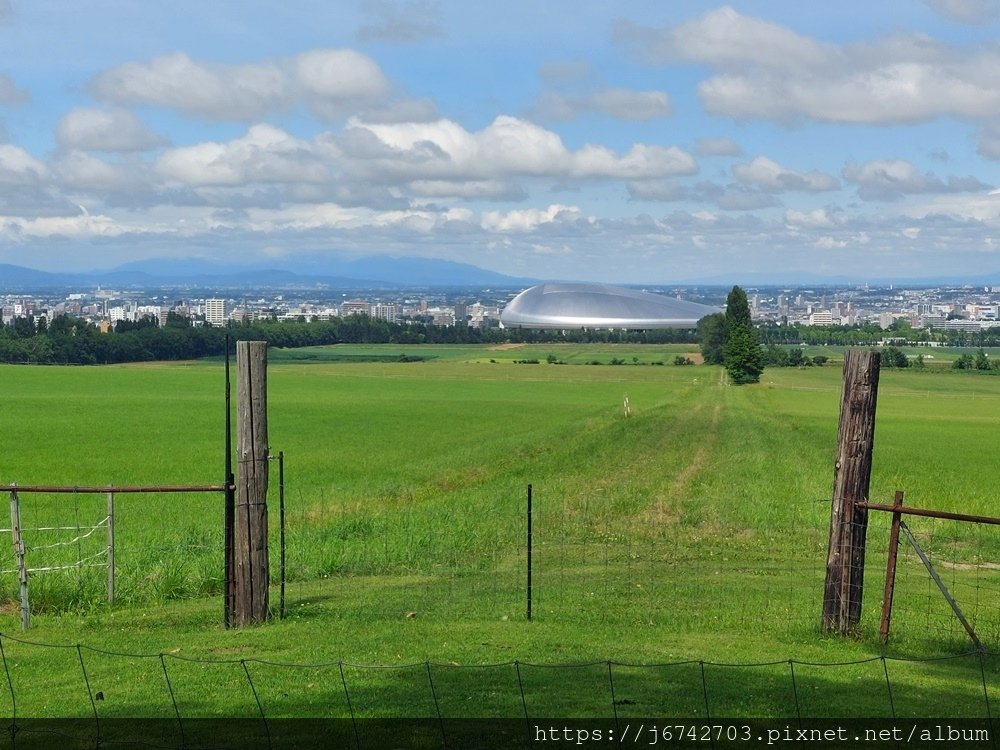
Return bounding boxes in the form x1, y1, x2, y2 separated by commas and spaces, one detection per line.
722, 285, 764, 384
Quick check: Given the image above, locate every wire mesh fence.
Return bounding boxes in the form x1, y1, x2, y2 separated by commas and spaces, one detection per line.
1, 487, 226, 613
881, 511, 1000, 649
6, 482, 1000, 652
0, 632, 995, 723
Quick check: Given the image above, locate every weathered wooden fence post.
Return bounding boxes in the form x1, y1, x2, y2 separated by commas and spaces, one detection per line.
822, 348, 881, 634
234, 340, 270, 625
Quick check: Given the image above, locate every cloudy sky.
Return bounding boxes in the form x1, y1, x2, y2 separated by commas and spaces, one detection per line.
2, 0, 1000, 283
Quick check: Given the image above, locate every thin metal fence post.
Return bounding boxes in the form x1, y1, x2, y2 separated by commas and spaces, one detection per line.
339, 662, 361, 750
279, 451, 285, 620
9, 488, 28, 630
0, 634, 17, 733
527, 484, 532, 622
107, 489, 115, 605
878, 491, 904, 645
881, 656, 896, 719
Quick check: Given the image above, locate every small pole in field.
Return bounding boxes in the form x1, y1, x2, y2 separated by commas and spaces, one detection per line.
9, 487, 28, 630
279, 451, 286, 620
107, 488, 115, 605
878, 490, 904, 645
527, 484, 533, 621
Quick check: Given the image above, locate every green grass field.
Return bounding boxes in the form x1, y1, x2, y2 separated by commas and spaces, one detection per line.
1, 343, 999, 720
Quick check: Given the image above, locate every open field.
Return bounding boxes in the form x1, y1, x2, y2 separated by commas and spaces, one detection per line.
1, 344, 999, 720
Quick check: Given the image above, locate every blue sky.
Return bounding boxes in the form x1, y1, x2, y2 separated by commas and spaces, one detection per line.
1, 0, 999, 283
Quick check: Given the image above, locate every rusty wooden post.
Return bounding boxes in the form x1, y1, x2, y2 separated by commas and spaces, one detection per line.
878, 490, 904, 644
234, 340, 270, 625
822, 349, 881, 634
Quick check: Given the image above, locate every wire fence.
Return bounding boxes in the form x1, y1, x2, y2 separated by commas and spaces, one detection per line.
5, 485, 1000, 652
886, 512, 1000, 648
0, 488, 225, 612
0, 632, 995, 735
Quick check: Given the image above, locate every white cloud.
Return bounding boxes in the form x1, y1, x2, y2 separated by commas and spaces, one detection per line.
357, 0, 445, 42
785, 208, 837, 229
695, 137, 742, 156
92, 52, 286, 120
0, 213, 132, 241
922, 0, 1000, 24
535, 88, 671, 121
571, 143, 696, 179
0, 73, 27, 105
621, 6, 1000, 125
293, 49, 391, 120
618, 6, 832, 69
410, 179, 527, 201
815, 236, 848, 249
0, 144, 46, 184
978, 127, 1000, 159
53, 151, 145, 190
733, 156, 839, 192
538, 60, 593, 85
155, 124, 329, 186
348, 115, 697, 181
91, 49, 390, 121
626, 181, 686, 202
57, 108, 165, 152
905, 190, 1000, 222
714, 185, 777, 211
843, 158, 991, 201
481, 204, 586, 232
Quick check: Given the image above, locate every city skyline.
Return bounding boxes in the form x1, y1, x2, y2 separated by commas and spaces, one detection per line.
1, 1, 1000, 283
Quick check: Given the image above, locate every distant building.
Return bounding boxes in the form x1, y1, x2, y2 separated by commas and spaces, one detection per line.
137, 305, 164, 325
372, 303, 398, 322
340, 300, 372, 317
935, 319, 985, 332
108, 302, 138, 324
500, 283, 720, 330
205, 299, 227, 327
808, 310, 834, 326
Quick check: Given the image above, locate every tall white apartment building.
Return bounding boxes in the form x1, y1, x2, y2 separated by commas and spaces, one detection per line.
372, 303, 398, 322
205, 299, 227, 327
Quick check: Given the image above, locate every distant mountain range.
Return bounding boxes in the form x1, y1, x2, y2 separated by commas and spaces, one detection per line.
0, 254, 537, 291
1, 255, 998, 291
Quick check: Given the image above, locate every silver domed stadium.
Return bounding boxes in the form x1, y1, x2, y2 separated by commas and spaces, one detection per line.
500, 283, 721, 330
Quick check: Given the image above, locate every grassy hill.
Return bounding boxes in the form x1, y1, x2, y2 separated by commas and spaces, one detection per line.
1, 344, 998, 719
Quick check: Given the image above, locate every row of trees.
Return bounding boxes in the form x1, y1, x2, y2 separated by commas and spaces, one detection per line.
0, 312, 698, 365
6, 287, 994, 378
880, 345, 1000, 371
759, 319, 1000, 349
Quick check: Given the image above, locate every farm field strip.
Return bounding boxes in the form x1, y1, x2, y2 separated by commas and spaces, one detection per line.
0, 345, 999, 716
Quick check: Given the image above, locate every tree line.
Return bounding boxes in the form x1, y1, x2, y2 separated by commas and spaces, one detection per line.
4, 289, 997, 374
0, 312, 698, 365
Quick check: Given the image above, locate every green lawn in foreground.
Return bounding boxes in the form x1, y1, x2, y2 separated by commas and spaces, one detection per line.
0, 345, 998, 718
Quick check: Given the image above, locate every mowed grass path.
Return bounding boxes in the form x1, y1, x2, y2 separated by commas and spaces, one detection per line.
1, 345, 999, 718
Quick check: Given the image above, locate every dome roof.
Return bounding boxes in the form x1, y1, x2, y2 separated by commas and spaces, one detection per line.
500, 283, 720, 329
